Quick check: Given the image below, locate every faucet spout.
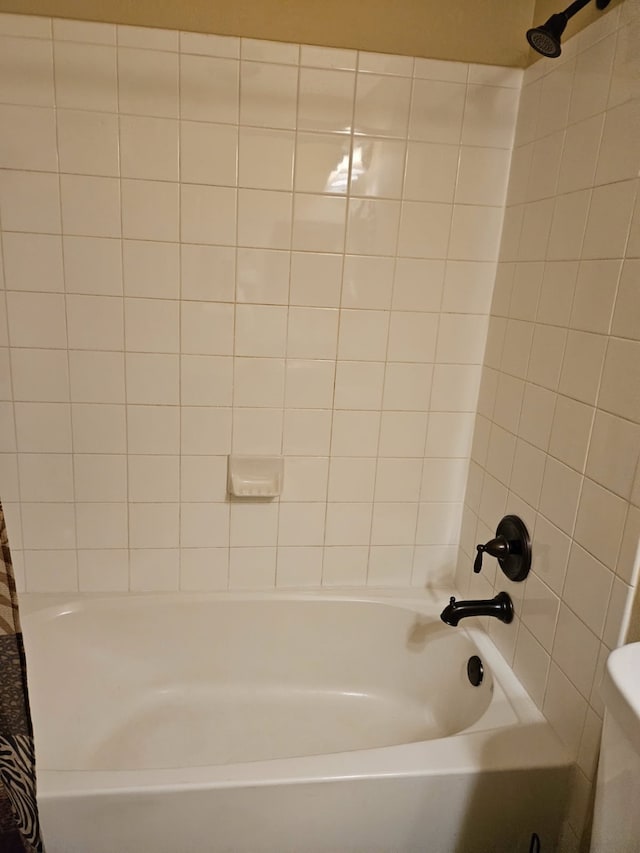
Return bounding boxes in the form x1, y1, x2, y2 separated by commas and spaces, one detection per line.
440, 591, 513, 626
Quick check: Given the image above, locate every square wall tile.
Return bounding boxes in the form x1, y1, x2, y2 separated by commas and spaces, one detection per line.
0, 105, 57, 172
338, 309, 389, 361
70, 350, 124, 403
283, 409, 332, 456
229, 546, 276, 589
239, 127, 294, 191
409, 79, 465, 144
72, 403, 126, 453
325, 502, 372, 546
240, 61, 298, 129
233, 408, 283, 454
57, 110, 119, 177
122, 179, 179, 242
334, 361, 384, 410
574, 478, 627, 569
235, 304, 287, 357
280, 457, 329, 502
230, 503, 278, 547
368, 546, 413, 586
296, 133, 352, 195
351, 137, 406, 199
181, 355, 232, 406
234, 357, 285, 407
346, 199, 400, 256
291, 252, 343, 308
180, 455, 228, 502
0, 35, 54, 106
64, 236, 123, 296
462, 84, 519, 148
181, 301, 234, 355
180, 549, 229, 591
120, 116, 179, 181
382, 362, 432, 411
0, 170, 61, 233
67, 295, 123, 351
342, 255, 394, 310
237, 189, 292, 250
292, 194, 347, 253
18, 453, 73, 502
398, 201, 451, 259
130, 549, 180, 591
25, 550, 77, 592
387, 312, 438, 362
376, 458, 423, 502
61, 175, 121, 238
181, 121, 237, 186
181, 184, 236, 246
127, 405, 179, 454
285, 360, 335, 409
328, 458, 376, 502
287, 307, 339, 359
74, 455, 127, 502
183, 245, 236, 302
2, 233, 64, 293
392, 258, 445, 312
130, 503, 179, 548
55, 42, 117, 111
278, 503, 326, 546
354, 73, 411, 138
123, 240, 180, 300
124, 297, 179, 353
180, 54, 239, 124
236, 248, 289, 305
298, 67, 355, 133
404, 141, 458, 203
7, 292, 67, 349
78, 550, 129, 593
118, 47, 178, 117
322, 546, 368, 585
125, 353, 179, 405
331, 410, 380, 457
276, 547, 323, 588
76, 502, 128, 549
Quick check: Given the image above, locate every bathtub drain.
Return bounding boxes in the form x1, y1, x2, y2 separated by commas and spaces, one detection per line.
466, 655, 484, 687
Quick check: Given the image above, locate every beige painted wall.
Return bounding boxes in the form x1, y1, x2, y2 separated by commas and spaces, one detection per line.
1, 0, 537, 66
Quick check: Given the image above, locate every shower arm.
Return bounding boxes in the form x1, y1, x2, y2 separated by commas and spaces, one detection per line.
562, 0, 592, 20
562, 0, 610, 20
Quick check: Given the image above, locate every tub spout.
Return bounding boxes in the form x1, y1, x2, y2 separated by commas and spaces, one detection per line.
440, 592, 513, 626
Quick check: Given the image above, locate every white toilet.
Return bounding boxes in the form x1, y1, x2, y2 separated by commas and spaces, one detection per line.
590, 641, 640, 852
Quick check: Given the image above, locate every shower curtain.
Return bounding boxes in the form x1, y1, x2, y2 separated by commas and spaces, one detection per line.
0, 502, 44, 853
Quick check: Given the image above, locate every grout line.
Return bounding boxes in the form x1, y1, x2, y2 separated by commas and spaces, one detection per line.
51, 29, 81, 595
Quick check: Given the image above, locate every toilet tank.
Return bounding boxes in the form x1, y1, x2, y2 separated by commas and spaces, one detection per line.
590, 642, 640, 853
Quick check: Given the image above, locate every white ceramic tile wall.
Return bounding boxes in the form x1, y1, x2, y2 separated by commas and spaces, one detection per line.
458, 2, 640, 847
0, 12, 521, 596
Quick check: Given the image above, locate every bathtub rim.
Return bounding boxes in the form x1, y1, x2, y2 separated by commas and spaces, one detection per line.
20, 587, 572, 797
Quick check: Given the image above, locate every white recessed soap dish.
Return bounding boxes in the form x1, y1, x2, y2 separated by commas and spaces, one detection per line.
227, 455, 284, 499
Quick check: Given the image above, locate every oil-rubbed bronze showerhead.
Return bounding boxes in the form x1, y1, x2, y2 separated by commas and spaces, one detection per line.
526, 0, 611, 58
526, 12, 567, 57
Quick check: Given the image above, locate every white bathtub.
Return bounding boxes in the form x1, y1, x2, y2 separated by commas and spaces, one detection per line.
22, 590, 571, 853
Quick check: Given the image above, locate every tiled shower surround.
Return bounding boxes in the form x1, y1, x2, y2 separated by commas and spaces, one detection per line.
0, 12, 522, 593
1, 4, 639, 849
456, 3, 640, 848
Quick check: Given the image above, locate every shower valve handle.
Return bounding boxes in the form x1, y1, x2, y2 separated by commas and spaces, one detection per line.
472, 515, 532, 582
474, 536, 509, 573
